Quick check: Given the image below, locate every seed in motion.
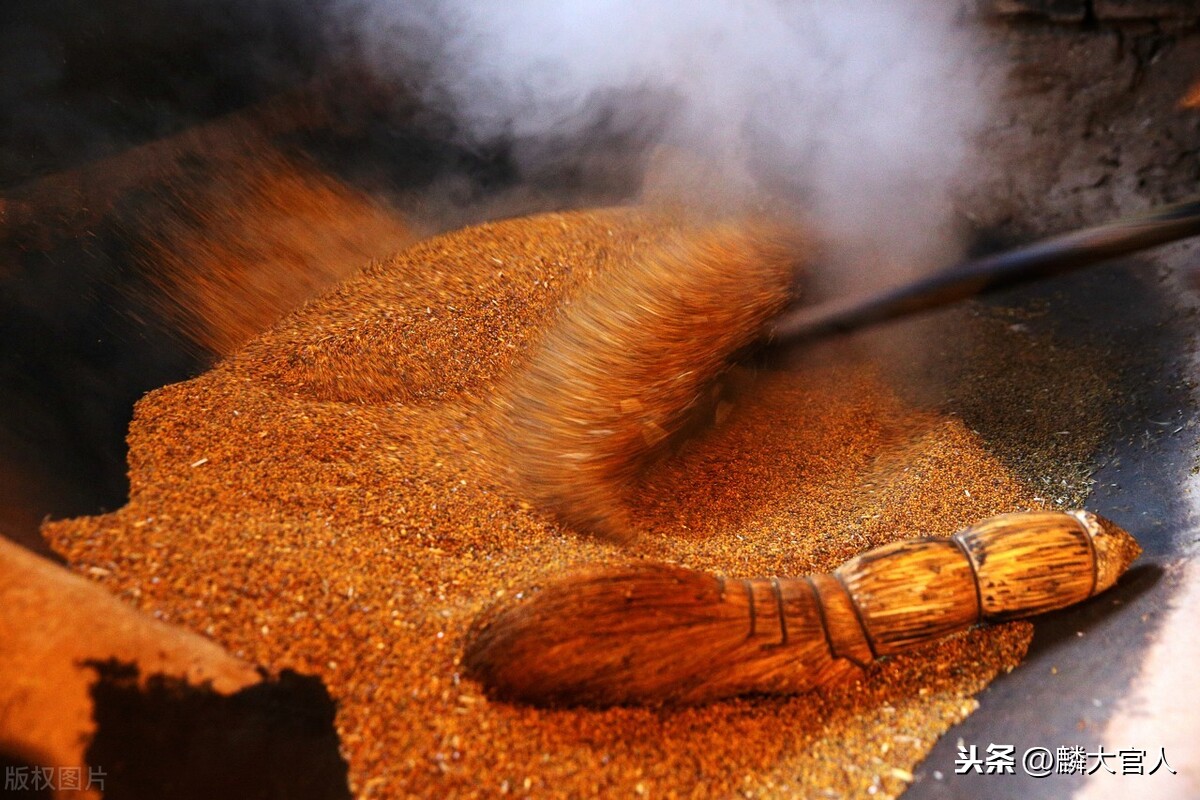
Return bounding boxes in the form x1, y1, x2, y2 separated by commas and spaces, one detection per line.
488, 220, 806, 539
463, 510, 1140, 707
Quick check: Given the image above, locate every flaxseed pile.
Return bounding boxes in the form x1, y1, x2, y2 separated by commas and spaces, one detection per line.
48, 208, 1108, 798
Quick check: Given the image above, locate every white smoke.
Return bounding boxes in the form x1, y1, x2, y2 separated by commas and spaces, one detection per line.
336, 0, 1000, 279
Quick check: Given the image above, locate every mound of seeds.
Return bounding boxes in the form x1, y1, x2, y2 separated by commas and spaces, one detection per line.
48, 207, 1112, 798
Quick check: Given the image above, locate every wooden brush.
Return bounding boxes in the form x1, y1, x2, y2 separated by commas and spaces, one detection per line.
463, 510, 1141, 707
493, 199, 1200, 538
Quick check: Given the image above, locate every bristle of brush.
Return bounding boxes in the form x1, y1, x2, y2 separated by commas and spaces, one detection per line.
462, 562, 836, 707
463, 563, 741, 706
489, 221, 807, 538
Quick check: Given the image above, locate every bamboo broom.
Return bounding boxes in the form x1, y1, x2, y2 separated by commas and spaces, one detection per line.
463, 510, 1140, 707
492, 199, 1200, 539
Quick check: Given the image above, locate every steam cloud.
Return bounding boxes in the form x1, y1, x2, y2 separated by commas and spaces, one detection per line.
335, 0, 1001, 280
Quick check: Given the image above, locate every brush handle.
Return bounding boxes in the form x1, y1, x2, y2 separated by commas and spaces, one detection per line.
767, 197, 1200, 344
759, 510, 1126, 665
